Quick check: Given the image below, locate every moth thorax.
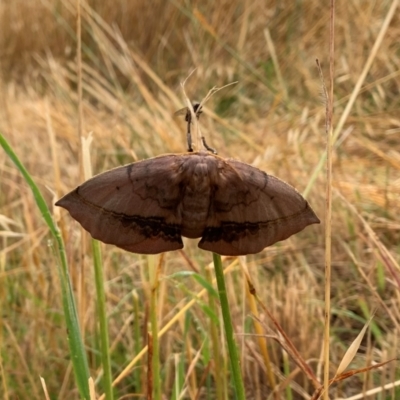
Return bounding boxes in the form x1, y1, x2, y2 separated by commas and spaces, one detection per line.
181, 163, 211, 237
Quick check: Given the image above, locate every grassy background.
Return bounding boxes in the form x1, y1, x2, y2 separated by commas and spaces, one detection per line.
1, 0, 399, 398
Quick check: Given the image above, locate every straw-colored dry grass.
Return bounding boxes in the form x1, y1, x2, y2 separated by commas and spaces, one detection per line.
1, 0, 399, 399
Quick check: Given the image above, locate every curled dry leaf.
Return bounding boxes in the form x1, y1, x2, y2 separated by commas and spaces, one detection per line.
56, 151, 320, 255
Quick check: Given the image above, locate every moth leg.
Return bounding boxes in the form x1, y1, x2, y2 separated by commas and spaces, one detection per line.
201, 136, 217, 154
186, 111, 193, 153
184, 102, 203, 153
193, 103, 215, 154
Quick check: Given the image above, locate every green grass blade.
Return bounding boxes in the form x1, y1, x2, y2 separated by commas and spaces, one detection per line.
204, 266, 227, 400
212, 252, 245, 400
0, 132, 90, 399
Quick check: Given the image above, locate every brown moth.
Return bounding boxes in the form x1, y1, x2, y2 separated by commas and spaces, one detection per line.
56, 151, 320, 255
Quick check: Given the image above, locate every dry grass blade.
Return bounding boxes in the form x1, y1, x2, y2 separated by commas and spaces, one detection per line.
147, 332, 153, 400
333, 359, 397, 385
40, 377, 51, 400
89, 377, 97, 400
81, 132, 94, 180
264, 28, 287, 101
239, 257, 277, 392
334, 313, 375, 377
182, 341, 204, 394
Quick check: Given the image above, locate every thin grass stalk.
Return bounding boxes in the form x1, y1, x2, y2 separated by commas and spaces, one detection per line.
184, 316, 198, 396
76, 0, 84, 144
81, 134, 113, 399
149, 255, 161, 400
245, 284, 276, 392
302, 0, 399, 199
322, 73, 333, 397
80, 132, 114, 400
92, 240, 114, 399
132, 291, 143, 393
150, 292, 161, 400
322, 2, 335, 398
282, 350, 293, 400
205, 266, 226, 400
0, 281, 7, 399
147, 332, 154, 399
0, 132, 90, 399
212, 252, 245, 400
75, 0, 89, 353
239, 258, 277, 395
264, 28, 288, 101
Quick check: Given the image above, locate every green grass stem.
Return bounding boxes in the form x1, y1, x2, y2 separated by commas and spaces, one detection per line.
212, 252, 245, 400
149, 256, 161, 400
92, 240, 114, 399
205, 266, 227, 400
